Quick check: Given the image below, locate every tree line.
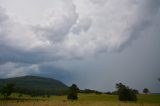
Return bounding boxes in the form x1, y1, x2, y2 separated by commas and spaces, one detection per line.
0, 82, 151, 101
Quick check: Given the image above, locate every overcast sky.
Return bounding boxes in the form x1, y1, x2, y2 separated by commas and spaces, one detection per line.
0, 0, 160, 93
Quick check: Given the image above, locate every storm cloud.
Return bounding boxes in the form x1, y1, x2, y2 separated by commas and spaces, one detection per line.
0, 0, 160, 62
0, 0, 160, 92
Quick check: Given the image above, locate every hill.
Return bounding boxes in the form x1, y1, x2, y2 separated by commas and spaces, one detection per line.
0, 75, 68, 96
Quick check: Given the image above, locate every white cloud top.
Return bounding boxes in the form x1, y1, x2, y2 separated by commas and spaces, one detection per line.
0, 0, 160, 61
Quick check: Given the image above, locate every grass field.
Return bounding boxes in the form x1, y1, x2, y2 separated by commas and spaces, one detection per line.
0, 93, 160, 106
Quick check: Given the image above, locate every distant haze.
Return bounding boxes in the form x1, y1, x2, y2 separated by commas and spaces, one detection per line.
0, 0, 160, 93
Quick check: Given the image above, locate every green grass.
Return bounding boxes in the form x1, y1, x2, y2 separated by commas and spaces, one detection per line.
51, 93, 160, 104
0, 93, 160, 106
78, 94, 118, 102
138, 94, 160, 103
15, 93, 158, 103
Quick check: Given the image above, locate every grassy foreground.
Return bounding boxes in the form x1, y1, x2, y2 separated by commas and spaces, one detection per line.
0, 94, 160, 106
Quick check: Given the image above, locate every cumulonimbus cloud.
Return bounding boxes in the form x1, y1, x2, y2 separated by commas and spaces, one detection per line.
0, 0, 160, 64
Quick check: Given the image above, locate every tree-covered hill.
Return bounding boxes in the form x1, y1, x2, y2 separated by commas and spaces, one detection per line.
0, 75, 68, 96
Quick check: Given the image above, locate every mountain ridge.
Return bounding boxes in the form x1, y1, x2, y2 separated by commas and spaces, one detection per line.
0, 75, 68, 96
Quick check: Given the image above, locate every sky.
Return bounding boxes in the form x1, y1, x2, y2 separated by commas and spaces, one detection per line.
0, 0, 160, 93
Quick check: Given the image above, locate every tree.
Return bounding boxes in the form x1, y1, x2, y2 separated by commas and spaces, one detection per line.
132, 89, 139, 94
116, 83, 126, 91
46, 91, 51, 98
67, 84, 79, 100
116, 83, 137, 101
143, 88, 149, 94
116, 83, 126, 95
0, 83, 15, 99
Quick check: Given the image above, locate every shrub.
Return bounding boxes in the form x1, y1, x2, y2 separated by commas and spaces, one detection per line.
143, 88, 149, 94
116, 83, 137, 101
0, 83, 15, 99
67, 84, 78, 100
67, 92, 78, 100
119, 87, 137, 101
